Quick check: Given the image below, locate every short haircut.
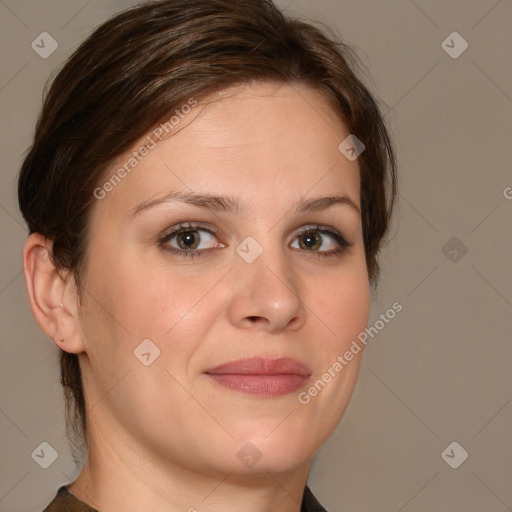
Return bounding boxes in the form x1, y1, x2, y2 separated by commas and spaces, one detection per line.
18, 0, 397, 455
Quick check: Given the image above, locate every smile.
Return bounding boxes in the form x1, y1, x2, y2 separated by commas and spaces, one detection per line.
204, 357, 311, 397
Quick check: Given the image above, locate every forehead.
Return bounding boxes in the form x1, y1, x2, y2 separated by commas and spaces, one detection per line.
92, 81, 360, 220
172, 82, 349, 160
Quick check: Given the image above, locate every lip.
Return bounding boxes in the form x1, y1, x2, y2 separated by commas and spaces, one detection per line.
204, 357, 311, 397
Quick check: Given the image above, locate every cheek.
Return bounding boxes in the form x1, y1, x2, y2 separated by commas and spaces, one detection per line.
78, 256, 222, 413
84, 254, 227, 375
312, 260, 370, 354
124, 268, 224, 340
89, 246, 206, 332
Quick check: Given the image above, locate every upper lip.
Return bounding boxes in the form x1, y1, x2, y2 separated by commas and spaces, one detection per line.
205, 357, 311, 376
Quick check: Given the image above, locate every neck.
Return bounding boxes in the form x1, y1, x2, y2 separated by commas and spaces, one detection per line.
68, 423, 312, 512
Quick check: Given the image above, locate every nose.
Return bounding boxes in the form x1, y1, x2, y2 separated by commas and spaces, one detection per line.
227, 240, 306, 333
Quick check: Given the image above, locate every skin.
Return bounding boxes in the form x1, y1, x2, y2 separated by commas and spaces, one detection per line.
23, 81, 370, 512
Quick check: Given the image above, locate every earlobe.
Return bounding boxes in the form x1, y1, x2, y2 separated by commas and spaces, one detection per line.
22, 233, 85, 354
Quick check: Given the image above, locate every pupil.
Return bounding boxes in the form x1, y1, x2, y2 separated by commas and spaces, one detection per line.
180, 230, 198, 249
303, 232, 319, 249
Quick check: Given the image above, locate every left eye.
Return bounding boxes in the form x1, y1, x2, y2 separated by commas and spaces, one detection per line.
290, 226, 347, 253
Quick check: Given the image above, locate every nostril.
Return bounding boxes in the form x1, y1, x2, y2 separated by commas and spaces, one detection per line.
247, 316, 266, 324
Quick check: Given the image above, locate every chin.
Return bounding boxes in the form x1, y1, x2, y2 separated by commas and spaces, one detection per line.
215, 450, 312, 478
231, 431, 318, 474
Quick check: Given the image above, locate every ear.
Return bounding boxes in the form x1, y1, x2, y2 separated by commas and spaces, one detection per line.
22, 233, 86, 354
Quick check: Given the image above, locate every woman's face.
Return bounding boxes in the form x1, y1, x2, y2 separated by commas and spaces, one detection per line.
77, 81, 370, 477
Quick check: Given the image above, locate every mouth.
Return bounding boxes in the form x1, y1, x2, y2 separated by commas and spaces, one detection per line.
204, 357, 311, 397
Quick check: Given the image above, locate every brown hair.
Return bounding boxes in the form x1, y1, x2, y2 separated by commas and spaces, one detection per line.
18, 0, 397, 457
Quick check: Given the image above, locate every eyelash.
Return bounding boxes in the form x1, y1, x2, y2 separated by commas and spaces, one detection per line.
158, 222, 352, 260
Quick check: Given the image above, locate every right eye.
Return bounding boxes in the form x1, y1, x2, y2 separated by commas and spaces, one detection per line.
159, 222, 224, 258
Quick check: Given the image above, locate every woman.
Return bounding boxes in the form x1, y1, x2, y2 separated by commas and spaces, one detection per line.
18, 0, 397, 510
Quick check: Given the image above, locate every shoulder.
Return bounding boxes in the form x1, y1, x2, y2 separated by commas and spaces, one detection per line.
302, 485, 329, 512
42, 485, 99, 512
42, 483, 326, 512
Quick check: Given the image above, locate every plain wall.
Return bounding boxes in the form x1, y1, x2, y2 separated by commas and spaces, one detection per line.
1, 0, 511, 511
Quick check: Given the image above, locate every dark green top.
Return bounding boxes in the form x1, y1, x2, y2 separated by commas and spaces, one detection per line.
42, 484, 328, 511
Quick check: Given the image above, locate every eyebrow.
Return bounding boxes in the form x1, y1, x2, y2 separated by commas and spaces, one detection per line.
130, 190, 361, 217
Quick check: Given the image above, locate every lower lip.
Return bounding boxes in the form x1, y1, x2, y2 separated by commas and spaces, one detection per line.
206, 374, 309, 397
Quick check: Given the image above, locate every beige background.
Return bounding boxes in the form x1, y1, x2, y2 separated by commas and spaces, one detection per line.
1, 0, 511, 511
